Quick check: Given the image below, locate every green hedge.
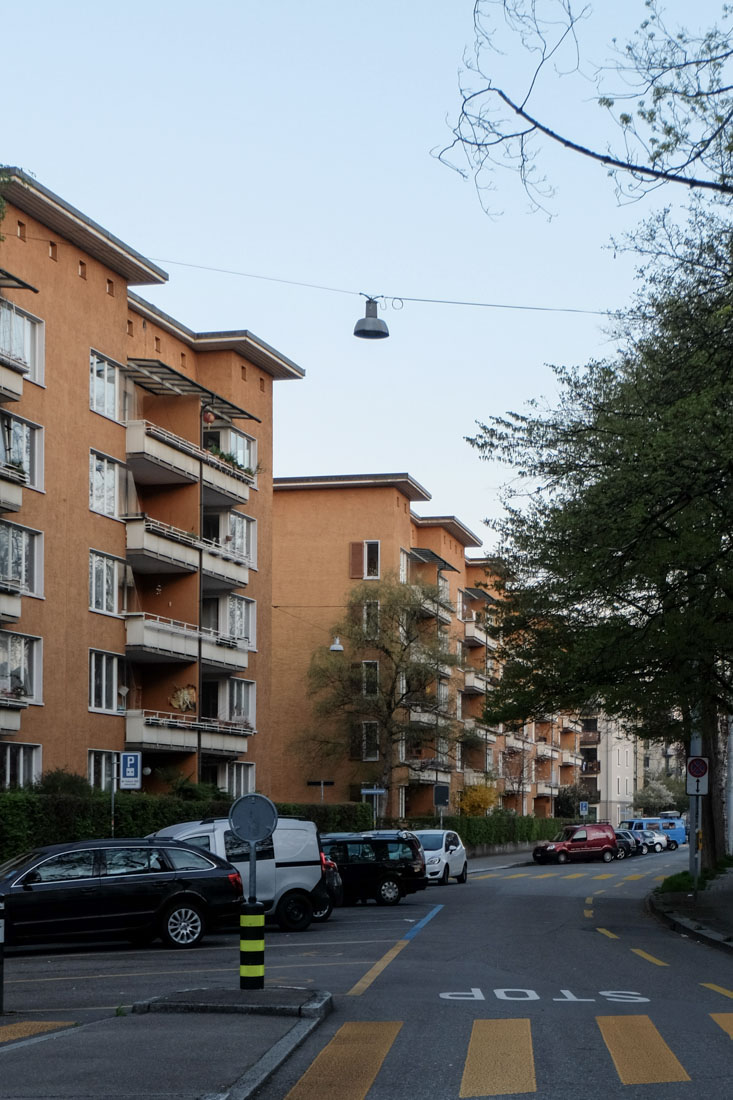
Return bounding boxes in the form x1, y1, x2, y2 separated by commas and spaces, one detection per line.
402, 811, 563, 848
0, 791, 372, 860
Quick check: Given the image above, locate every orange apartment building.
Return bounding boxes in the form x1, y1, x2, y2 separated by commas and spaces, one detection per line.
0, 168, 303, 794
269, 474, 582, 819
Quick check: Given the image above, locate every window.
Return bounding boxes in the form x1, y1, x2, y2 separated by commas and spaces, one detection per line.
363, 600, 379, 639
229, 678, 255, 726
33, 851, 96, 882
103, 848, 159, 876
90, 352, 121, 419
0, 299, 44, 383
227, 594, 255, 646
89, 551, 124, 614
0, 632, 38, 698
362, 721, 379, 761
203, 427, 257, 474
89, 650, 125, 712
89, 452, 122, 517
228, 512, 256, 564
0, 522, 42, 595
89, 749, 117, 791
0, 741, 38, 788
362, 660, 379, 696
399, 548, 410, 584
0, 413, 42, 488
350, 540, 380, 579
228, 761, 254, 797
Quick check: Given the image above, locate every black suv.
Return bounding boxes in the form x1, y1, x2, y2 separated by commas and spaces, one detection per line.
0, 837, 243, 948
320, 831, 428, 905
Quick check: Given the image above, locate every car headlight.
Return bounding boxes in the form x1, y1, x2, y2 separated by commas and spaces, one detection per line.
427, 856, 441, 865
546, 844, 555, 850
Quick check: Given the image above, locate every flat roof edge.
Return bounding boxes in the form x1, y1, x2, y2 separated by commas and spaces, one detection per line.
274, 473, 431, 502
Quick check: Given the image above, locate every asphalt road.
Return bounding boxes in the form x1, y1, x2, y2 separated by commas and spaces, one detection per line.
4, 848, 733, 1098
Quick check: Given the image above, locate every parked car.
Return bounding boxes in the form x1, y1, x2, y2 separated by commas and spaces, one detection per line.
412, 829, 468, 884
615, 828, 644, 855
619, 816, 684, 851
645, 829, 669, 853
320, 831, 428, 905
0, 837, 243, 948
150, 817, 326, 931
613, 832, 635, 859
533, 823, 618, 864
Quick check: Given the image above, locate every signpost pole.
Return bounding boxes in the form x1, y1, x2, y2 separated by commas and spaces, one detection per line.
111, 753, 117, 837
0, 899, 5, 1016
229, 794, 278, 991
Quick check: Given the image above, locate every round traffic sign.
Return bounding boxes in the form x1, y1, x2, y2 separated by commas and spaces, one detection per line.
688, 757, 708, 779
229, 794, 278, 843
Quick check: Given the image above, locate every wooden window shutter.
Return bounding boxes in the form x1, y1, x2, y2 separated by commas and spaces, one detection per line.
349, 542, 364, 578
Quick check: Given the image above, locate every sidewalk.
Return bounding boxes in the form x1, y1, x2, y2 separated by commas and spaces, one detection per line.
1, 853, 731, 1100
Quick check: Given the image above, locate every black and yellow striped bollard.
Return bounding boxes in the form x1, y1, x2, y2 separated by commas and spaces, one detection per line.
240, 901, 265, 990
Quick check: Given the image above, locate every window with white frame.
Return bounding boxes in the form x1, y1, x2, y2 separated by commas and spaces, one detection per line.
228, 761, 254, 797
399, 548, 410, 584
362, 721, 379, 761
397, 731, 406, 763
0, 412, 43, 488
0, 299, 44, 383
228, 512, 256, 564
350, 540, 380, 580
89, 352, 121, 420
0, 741, 39, 788
0, 522, 42, 595
89, 749, 117, 791
203, 427, 257, 474
89, 551, 124, 614
227, 594, 255, 646
362, 660, 379, 696
0, 631, 39, 699
89, 650, 125, 713
229, 678, 255, 727
89, 452, 122, 517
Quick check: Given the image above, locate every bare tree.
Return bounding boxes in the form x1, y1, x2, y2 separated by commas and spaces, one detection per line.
441, 1, 733, 212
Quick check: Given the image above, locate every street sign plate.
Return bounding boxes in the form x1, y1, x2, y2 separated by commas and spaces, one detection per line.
119, 752, 141, 790
686, 756, 709, 795
579, 800, 589, 816
361, 787, 386, 795
229, 794, 278, 843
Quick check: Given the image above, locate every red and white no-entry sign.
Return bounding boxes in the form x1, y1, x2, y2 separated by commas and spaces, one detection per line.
686, 756, 709, 795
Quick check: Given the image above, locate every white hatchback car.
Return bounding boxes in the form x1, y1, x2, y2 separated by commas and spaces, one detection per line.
413, 829, 468, 884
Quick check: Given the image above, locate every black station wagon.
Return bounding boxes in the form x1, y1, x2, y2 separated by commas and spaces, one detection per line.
0, 837, 243, 948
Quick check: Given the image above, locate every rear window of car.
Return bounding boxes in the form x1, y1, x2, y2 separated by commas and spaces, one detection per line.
165, 847, 216, 871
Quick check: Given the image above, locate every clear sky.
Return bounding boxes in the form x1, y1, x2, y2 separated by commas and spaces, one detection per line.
3, 1, 694, 552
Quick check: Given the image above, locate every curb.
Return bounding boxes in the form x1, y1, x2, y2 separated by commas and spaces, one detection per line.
647, 894, 733, 956
132, 987, 333, 1019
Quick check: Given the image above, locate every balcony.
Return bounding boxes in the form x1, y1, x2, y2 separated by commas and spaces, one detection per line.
462, 668, 489, 695
126, 421, 253, 507
0, 692, 29, 732
0, 461, 27, 513
562, 749, 583, 766
125, 708, 253, 755
0, 589, 22, 623
125, 515, 249, 591
407, 758, 452, 786
125, 613, 249, 673
0, 361, 25, 403
580, 731, 601, 745
461, 717, 497, 743
583, 760, 601, 775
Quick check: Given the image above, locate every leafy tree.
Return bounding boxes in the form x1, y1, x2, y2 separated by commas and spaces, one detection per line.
633, 777, 679, 815
442, 1, 733, 211
306, 575, 460, 803
554, 783, 590, 819
470, 218, 733, 865
460, 784, 499, 817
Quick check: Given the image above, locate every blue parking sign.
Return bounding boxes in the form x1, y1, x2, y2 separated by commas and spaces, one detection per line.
579, 800, 589, 816
119, 752, 142, 790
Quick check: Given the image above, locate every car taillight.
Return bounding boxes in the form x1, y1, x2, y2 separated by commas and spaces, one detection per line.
228, 871, 243, 895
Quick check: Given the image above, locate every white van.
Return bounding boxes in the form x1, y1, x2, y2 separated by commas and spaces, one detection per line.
150, 817, 327, 931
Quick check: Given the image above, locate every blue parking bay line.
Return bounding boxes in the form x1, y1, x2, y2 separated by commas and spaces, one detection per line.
404, 905, 444, 940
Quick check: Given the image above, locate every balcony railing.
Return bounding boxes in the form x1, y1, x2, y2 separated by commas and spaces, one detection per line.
126, 708, 254, 754
125, 613, 249, 671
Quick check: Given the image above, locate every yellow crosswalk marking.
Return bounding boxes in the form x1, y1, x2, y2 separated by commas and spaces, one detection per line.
702, 983, 733, 999
461, 1018, 536, 1097
285, 1021, 402, 1100
473, 873, 499, 880
0, 1021, 72, 1043
592, 874, 613, 879
534, 873, 557, 878
596, 1015, 690, 1085
584, 909, 594, 918
711, 1013, 733, 1038
563, 873, 586, 878
506, 873, 530, 879
597, 928, 619, 939
631, 948, 668, 967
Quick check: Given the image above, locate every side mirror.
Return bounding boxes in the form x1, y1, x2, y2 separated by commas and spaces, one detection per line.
22, 870, 41, 887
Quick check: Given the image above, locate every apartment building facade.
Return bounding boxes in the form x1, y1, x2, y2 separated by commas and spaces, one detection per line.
269, 474, 582, 819
0, 169, 303, 794
578, 714, 642, 825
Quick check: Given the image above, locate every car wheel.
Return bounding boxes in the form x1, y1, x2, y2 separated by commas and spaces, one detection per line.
668, 840, 678, 851
456, 862, 468, 883
654, 842, 663, 853
640, 844, 648, 854
311, 899, 333, 922
441, 865, 450, 885
276, 892, 313, 932
556, 852, 568, 864
375, 877, 402, 905
615, 848, 626, 860
160, 900, 205, 948
602, 849, 614, 863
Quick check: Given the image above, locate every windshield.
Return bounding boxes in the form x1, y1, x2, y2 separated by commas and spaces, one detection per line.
416, 834, 442, 851
0, 850, 36, 878
552, 831, 567, 842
